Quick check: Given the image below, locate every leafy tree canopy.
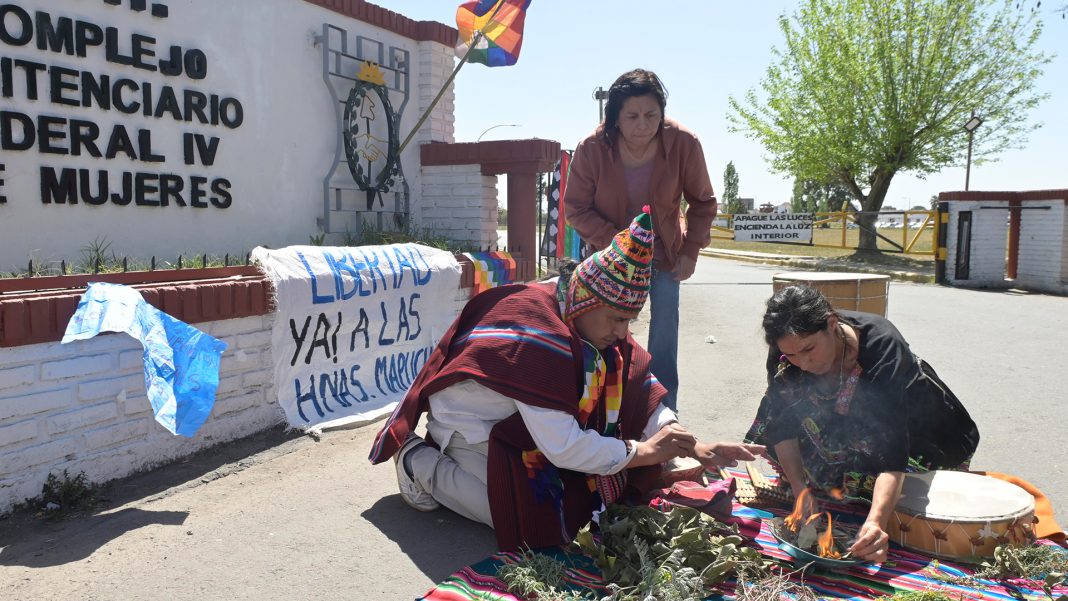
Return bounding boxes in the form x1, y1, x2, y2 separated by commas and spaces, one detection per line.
729, 0, 1051, 249
791, 178, 855, 213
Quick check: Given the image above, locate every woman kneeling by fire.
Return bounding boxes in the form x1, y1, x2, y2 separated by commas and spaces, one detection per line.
745, 284, 980, 563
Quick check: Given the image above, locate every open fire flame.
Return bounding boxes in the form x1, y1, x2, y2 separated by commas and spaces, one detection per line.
782, 488, 843, 558
817, 513, 841, 558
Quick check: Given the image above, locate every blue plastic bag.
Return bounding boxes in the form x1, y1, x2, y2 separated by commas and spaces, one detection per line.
62, 282, 227, 437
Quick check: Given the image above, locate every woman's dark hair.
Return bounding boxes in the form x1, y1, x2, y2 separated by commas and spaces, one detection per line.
762, 285, 837, 346
600, 68, 668, 145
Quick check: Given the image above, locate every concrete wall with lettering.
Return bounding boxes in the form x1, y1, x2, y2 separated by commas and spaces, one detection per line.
0, 0, 455, 273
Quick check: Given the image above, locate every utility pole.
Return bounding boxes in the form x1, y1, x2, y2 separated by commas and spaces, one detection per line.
963, 111, 983, 191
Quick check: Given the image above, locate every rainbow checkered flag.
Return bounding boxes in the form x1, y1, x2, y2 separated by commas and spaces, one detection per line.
455, 0, 532, 67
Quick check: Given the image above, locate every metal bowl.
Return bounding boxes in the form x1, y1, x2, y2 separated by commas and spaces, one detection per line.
767, 519, 864, 570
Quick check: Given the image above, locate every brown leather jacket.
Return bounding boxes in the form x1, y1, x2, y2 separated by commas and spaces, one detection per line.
564, 118, 718, 270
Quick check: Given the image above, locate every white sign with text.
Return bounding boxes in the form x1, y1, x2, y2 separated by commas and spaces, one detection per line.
733, 213, 814, 243
252, 244, 461, 431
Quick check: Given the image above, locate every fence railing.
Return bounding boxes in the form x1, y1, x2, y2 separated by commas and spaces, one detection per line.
711, 210, 938, 255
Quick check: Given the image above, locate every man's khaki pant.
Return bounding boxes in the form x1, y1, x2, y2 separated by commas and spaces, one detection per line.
409, 432, 494, 528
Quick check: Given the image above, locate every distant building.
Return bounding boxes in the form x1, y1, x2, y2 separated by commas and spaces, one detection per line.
739, 198, 755, 212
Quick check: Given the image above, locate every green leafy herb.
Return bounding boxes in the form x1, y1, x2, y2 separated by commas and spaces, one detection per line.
570, 504, 772, 601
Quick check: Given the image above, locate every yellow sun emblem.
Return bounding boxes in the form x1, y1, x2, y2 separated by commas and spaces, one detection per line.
356, 61, 386, 86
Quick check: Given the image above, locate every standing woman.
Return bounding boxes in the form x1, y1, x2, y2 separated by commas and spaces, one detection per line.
565, 68, 718, 410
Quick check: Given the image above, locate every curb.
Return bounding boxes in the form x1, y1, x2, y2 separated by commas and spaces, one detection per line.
698, 249, 936, 284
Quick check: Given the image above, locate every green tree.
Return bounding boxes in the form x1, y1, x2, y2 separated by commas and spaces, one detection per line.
790, 178, 854, 213
723, 161, 745, 215
729, 0, 1050, 251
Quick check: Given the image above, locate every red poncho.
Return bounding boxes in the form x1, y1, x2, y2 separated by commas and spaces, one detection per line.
369, 282, 665, 550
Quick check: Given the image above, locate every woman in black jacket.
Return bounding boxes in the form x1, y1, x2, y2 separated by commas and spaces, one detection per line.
745, 284, 979, 563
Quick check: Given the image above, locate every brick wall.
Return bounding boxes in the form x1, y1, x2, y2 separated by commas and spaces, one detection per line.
946, 200, 1009, 287
415, 42, 457, 147
0, 315, 281, 512
1062, 213, 1068, 286
943, 193, 1068, 293
419, 165, 499, 248
1017, 201, 1068, 294
948, 200, 1003, 288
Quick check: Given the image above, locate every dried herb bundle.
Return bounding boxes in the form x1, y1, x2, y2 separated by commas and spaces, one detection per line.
928, 544, 1068, 601
975, 544, 1068, 601
735, 569, 822, 601
972, 544, 1068, 581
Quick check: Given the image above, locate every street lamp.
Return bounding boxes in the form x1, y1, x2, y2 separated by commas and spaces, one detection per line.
963, 112, 983, 191
592, 86, 608, 123
476, 123, 520, 143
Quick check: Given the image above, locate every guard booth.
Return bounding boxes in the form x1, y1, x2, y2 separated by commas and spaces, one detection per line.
936, 190, 1068, 295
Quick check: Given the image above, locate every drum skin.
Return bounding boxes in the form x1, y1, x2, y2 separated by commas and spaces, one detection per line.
887, 471, 1036, 562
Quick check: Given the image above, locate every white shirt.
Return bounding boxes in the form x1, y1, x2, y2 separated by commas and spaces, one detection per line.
426, 379, 677, 476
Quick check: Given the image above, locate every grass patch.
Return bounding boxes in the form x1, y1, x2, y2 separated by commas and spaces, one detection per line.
1, 235, 251, 279
36, 470, 101, 519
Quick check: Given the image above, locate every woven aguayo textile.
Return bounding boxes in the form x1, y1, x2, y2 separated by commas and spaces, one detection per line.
463, 251, 517, 296
415, 467, 1068, 601
541, 151, 593, 262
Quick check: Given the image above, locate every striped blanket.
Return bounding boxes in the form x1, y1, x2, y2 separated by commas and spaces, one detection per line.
417, 471, 1068, 601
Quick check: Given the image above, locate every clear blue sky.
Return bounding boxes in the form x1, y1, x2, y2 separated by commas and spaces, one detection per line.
388, 1, 1067, 209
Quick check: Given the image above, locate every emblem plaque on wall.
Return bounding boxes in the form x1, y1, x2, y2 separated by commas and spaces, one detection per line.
343, 62, 401, 211
318, 25, 411, 236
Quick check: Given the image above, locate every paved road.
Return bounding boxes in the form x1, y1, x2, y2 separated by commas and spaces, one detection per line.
1, 256, 1064, 601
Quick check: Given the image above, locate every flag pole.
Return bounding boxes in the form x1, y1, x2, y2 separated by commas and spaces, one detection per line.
397, 29, 485, 154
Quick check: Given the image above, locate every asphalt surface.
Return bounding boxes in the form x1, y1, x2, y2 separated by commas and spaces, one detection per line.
0, 255, 1064, 601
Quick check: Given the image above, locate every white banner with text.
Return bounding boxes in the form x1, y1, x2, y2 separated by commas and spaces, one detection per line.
252, 244, 461, 431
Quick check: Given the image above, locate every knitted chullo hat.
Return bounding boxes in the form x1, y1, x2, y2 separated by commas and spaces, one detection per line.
563, 207, 654, 322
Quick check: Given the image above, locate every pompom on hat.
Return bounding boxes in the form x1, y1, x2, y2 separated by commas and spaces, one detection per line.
563, 206, 655, 322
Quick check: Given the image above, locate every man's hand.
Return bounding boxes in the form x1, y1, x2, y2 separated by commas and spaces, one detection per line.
673, 255, 697, 281
629, 424, 697, 467
691, 442, 766, 467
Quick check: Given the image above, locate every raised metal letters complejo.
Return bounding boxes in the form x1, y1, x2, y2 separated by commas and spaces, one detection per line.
0, 4, 243, 208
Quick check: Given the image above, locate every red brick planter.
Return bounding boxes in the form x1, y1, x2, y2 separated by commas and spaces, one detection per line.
0, 268, 270, 348
0, 255, 532, 348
